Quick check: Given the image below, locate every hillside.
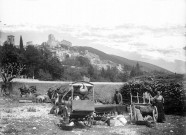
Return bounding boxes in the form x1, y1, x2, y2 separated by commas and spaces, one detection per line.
73, 46, 171, 73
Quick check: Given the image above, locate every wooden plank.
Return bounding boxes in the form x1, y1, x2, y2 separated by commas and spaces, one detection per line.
72, 100, 94, 111
19, 100, 33, 103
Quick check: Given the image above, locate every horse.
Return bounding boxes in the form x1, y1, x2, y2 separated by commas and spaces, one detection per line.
19, 85, 37, 97
36, 94, 49, 103
47, 85, 69, 103
19, 86, 29, 97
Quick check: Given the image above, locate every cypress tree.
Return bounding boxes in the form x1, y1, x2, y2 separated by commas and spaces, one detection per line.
19, 35, 24, 52
130, 66, 136, 77
135, 62, 140, 73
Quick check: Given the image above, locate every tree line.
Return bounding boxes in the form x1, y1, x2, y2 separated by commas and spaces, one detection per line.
0, 40, 146, 82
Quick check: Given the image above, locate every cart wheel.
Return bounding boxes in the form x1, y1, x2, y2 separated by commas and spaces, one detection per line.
130, 105, 137, 123
61, 106, 69, 119
153, 106, 158, 122
129, 105, 133, 122
133, 105, 137, 121
84, 117, 93, 127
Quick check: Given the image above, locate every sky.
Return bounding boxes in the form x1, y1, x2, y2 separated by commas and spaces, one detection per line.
0, 0, 186, 73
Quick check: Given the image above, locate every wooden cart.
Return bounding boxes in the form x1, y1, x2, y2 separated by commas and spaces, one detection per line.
60, 81, 95, 127
129, 92, 158, 124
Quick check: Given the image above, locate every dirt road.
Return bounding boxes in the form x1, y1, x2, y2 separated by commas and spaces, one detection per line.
0, 97, 185, 135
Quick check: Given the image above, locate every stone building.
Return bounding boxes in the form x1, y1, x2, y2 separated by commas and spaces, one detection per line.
47, 34, 58, 47
7, 35, 15, 45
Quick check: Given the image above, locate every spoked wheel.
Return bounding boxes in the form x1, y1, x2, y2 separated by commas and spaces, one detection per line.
130, 105, 137, 123
84, 116, 93, 127
153, 106, 158, 122
129, 105, 133, 122
60, 106, 70, 124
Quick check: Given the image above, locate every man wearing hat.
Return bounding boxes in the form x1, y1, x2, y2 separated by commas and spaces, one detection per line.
114, 89, 123, 105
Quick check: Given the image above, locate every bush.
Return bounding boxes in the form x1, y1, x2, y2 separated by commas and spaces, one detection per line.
27, 107, 36, 112
120, 78, 185, 115
38, 69, 53, 81
4, 109, 13, 113
2, 124, 18, 134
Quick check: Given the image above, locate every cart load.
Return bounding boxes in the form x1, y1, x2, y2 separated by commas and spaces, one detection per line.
129, 92, 158, 124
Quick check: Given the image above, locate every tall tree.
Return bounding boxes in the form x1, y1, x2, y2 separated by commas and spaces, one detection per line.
25, 45, 41, 79
130, 66, 136, 77
135, 62, 143, 76
0, 63, 25, 96
19, 35, 24, 52
119, 64, 130, 82
135, 62, 140, 73
1, 41, 19, 64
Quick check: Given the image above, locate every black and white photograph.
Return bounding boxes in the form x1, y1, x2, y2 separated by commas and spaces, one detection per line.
0, 0, 185, 134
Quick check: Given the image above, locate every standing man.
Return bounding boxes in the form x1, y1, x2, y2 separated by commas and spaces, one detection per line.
114, 89, 123, 105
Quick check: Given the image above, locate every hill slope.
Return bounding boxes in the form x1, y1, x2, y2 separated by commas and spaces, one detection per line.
73, 46, 171, 73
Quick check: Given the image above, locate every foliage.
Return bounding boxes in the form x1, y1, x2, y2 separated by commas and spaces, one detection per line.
4, 108, 13, 113
76, 56, 90, 67
0, 62, 25, 95
63, 67, 82, 81
38, 69, 53, 81
130, 62, 143, 77
27, 107, 37, 112
0, 40, 173, 82
19, 35, 24, 52
0, 42, 64, 81
0, 42, 20, 64
120, 75, 185, 115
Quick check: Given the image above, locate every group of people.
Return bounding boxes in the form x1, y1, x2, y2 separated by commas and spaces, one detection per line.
114, 89, 165, 123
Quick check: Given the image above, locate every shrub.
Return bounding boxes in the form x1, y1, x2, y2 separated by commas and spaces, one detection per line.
4, 109, 13, 113
2, 124, 18, 134
27, 107, 36, 112
120, 77, 185, 115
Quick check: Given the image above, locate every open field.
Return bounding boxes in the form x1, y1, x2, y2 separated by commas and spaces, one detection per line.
0, 80, 125, 103
0, 97, 185, 135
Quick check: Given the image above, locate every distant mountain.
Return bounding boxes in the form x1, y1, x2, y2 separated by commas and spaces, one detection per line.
73, 46, 172, 73
37, 34, 172, 73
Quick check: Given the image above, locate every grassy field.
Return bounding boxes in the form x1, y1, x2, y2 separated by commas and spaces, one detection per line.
0, 80, 124, 102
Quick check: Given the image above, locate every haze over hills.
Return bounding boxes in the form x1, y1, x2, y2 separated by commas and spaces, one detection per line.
72, 46, 172, 73
0, 33, 172, 74
37, 34, 172, 73
33, 34, 171, 73
3, 31, 186, 74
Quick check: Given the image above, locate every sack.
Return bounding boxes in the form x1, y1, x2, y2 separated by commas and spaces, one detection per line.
116, 115, 127, 125
110, 115, 127, 126
135, 108, 144, 121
